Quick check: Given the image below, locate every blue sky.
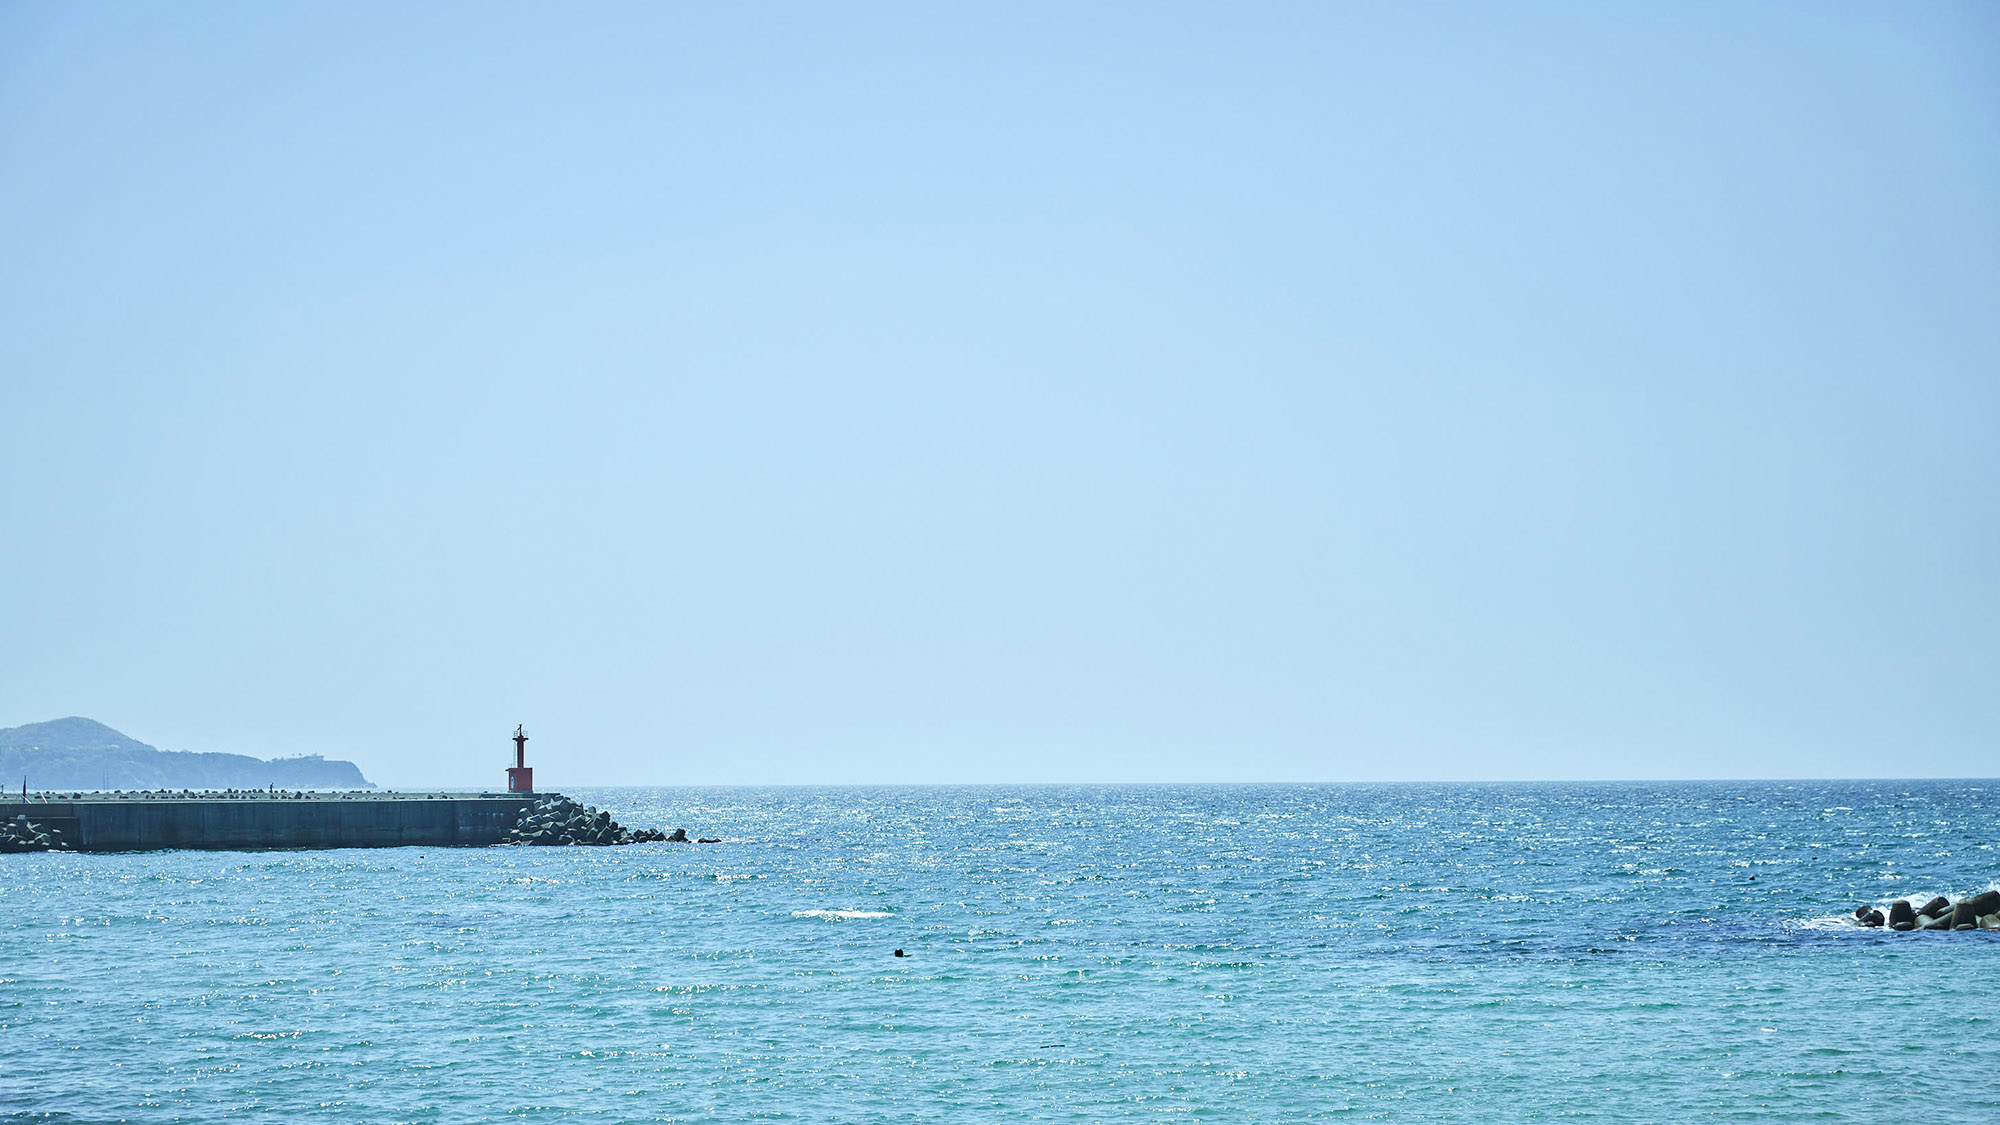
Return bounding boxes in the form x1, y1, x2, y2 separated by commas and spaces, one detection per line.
2, 3, 1995, 785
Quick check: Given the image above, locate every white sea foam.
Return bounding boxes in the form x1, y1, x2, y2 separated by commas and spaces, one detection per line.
792, 909, 894, 920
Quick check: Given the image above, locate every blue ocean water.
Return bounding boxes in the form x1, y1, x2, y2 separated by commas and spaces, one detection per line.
2, 781, 1996, 1122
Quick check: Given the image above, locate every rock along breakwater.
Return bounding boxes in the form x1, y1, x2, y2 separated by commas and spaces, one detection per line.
1851, 890, 2000, 931
500, 793, 699, 846
0, 790, 702, 853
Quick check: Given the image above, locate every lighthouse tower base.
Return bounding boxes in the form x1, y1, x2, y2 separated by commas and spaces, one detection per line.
507, 766, 533, 793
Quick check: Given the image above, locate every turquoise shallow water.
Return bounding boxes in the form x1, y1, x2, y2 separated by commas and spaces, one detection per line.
2, 781, 1996, 1122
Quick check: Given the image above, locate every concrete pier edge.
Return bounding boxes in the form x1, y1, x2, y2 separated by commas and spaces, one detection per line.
0, 792, 538, 852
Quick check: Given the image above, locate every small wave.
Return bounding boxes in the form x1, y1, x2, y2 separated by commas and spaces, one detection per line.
792, 908, 894, 920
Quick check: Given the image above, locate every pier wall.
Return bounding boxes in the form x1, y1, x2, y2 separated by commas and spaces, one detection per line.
0, 795, 534, 852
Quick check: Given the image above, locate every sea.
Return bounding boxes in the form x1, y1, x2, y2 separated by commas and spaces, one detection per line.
2, 781, 1996, 1122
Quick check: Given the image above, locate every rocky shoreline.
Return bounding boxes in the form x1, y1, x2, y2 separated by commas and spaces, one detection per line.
1852, 891, 2000, 931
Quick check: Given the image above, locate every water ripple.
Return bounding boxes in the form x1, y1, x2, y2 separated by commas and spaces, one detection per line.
1, 781, 1996, 1120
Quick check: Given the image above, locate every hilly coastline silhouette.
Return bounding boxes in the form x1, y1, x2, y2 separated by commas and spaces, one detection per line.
0, 717, 374, 790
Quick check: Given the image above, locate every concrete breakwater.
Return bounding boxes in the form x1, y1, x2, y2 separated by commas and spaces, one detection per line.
0, 791, 696, 853
1851, 891, 2000, 931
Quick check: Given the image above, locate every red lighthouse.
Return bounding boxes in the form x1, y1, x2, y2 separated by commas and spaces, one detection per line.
507, 725, 533, 793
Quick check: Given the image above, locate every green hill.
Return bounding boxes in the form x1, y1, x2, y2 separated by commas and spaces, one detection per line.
0, 717, 374, 790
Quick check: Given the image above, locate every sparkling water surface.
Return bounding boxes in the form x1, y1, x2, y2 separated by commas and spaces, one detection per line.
3, 781, 1996, 1122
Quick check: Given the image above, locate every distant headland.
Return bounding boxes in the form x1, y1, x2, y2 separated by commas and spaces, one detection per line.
0, 717, 374, 790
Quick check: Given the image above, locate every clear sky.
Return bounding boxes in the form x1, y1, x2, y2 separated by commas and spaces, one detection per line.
2, 3, 1995, 786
